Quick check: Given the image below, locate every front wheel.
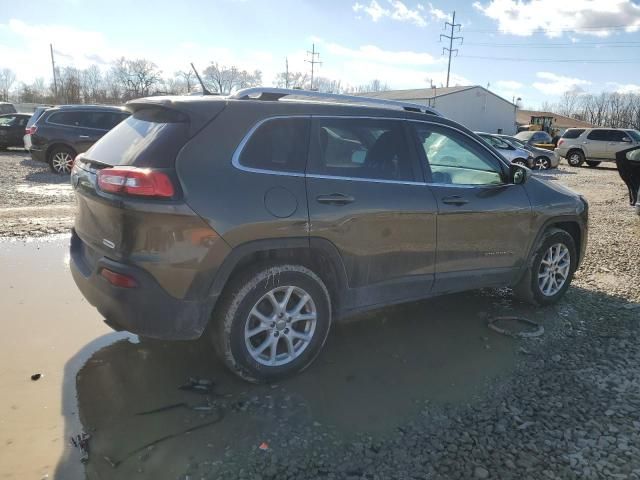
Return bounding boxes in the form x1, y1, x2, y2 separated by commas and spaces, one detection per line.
513, 228, 577, 305
586, 161, 601, 168
212, 264, 332, 383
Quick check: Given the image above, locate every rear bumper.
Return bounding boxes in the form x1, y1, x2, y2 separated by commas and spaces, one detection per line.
69, 230, 217, 340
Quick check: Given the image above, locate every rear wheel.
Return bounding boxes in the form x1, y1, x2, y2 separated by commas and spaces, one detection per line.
212, 264, 332, 383
586, 161, 601, 168
566, 150, 584, 167
48, 146, 75, 174
533, 156, 551, 170
513, 228, 577, 305
512, 158, 528, 167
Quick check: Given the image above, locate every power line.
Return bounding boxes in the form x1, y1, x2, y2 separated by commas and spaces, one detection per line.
305, 43, 322, 91
463, 23, 640, 34
440, 11, 463, 88
465, 42, 640, 48
458, 54, 640, 63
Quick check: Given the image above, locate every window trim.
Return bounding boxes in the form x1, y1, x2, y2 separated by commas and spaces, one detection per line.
232, 115, 511, 186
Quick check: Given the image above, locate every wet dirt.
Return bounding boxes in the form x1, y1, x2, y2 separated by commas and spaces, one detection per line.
0, 236, 536, 480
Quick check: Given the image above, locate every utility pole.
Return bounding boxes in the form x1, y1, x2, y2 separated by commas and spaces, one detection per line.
285, 57, 289, 89
440, 11, 462, 88
50, 43, 58, 101
305, 43, 322, 91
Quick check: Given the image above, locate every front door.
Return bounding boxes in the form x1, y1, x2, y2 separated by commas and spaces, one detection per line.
306, 117, 438, 308
409, 122, 533, 294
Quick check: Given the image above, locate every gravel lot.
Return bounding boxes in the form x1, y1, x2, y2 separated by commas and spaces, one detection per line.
0, 150, 639, 479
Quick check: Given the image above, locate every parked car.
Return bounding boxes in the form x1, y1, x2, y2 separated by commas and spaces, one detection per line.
497, 134, 560, 170
555, 128, 640, 168
475, 132, 534, 168
69, 88, 588, 383
616, 146, 640, 216
29, 105, 130, 173
0, 102, 17, 114
23, 106, 53, 152
0, 113, 31, 149
515, 130, 555, 150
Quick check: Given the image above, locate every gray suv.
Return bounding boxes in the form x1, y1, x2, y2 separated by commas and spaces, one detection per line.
556, 128, 640, 168
69, 88, 588, 382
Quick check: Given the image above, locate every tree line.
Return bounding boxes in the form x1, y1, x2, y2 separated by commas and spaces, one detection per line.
0, 58, 389, 105
541, 90, 640, 130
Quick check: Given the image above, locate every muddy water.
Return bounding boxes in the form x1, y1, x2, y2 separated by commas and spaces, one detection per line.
0, 236, 525, 479
0, 235, 130, 479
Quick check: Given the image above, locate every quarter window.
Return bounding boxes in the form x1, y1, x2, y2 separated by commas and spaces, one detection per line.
308, 118, 417, 181
238, 117, 310, 174
413, 124, 504, 186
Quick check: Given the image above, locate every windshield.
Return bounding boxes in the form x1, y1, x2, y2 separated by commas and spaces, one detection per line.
628, 130, 640, 142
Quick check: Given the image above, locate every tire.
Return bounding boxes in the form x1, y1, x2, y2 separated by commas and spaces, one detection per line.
586, 161, 601, 168
48, 145, 75, 174
533, 156, 551, 170
513, 228, 577, 306
566, 150, 585, 167
212, 263, 332, 383
512, 158, 528, 167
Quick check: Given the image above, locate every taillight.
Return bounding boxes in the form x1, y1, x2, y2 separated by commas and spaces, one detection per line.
100, 268, 138, 288
25, 126, 37, 135
558, 139, 564, 146
97, 167, 175, 198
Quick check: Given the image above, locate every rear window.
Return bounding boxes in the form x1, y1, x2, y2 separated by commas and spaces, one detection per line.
238, 117, 310, 173
27, 109, 48, 128
0, 104, 16, 114
587, 129, 609, 141
562, 129, 584, 139
83, 108, 189, 168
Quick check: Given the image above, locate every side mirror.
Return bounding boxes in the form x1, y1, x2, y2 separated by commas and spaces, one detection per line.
510, 163, 531, 185
622, 137, 632, 143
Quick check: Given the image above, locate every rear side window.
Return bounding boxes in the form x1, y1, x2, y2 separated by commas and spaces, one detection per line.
587, 129, 609, 141
239, 118, 310, 174
308, 118, 417, 181
83, 108, 189, 168
562, 129, 584, 139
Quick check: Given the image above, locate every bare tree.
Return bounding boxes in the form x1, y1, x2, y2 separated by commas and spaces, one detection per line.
177, 70, 195, 93
203, 62, 261, 94
0, 68, 16, 102
112, 57, 162, 100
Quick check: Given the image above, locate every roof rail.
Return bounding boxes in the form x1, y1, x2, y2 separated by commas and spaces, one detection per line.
229, 87, 441, 116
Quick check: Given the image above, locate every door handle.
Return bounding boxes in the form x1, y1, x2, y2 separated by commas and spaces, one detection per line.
316, 193, 355, 205
441, 195, 469, 206
79, 135, 90, 139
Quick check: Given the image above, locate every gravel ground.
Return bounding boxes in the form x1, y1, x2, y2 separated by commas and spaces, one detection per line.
0, 149, 74, 237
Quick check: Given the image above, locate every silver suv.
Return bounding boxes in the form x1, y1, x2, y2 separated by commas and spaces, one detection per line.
556, 128, 640, 168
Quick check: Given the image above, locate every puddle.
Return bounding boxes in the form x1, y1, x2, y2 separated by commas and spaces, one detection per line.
15, 183, 74, 197
0, 235, 527, 480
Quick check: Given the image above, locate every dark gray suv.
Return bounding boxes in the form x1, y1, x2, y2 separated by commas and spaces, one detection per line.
30, 105, 129, 173
69, 88, 588, 382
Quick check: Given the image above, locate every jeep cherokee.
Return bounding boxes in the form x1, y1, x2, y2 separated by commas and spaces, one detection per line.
69, 88, 588, 383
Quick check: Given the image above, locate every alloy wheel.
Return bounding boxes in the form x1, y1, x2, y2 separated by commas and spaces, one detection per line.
52, 152, 74, 174
244, 285, 317, 366
534, 157, 550, 170
538, 243, 571, 296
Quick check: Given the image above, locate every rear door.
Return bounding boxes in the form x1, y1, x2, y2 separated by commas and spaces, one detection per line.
305, 117, 438, 306
584, 129, 609, 158
409, 122, 532, 293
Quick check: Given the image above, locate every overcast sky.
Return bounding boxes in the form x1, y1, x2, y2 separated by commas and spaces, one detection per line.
1, 0, 640, 108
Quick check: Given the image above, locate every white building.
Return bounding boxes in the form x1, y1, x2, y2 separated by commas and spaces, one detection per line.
363, 86, 518, 135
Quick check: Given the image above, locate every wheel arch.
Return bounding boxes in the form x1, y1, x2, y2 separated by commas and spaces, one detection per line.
45, 142, 77, 163
526, 217, 584, 271
209, 237, 349, 316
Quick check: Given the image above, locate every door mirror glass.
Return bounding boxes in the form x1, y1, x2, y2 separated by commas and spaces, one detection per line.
511, 164, 531, 185
622, 137, 632, 143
